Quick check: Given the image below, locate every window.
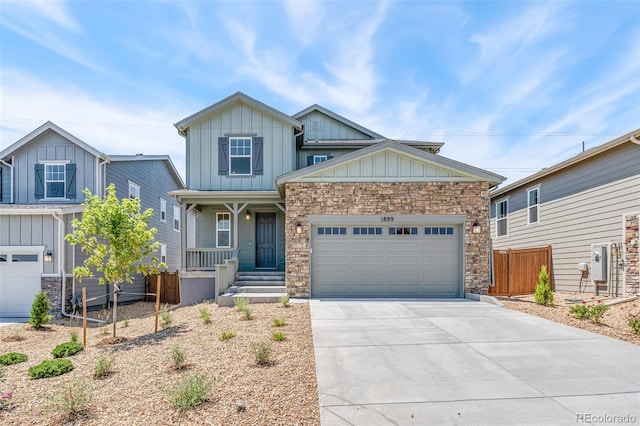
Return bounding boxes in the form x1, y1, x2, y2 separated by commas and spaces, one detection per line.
217, 213, 230, 247
425, 227, 454, 235
160, 244, 167, 264
173, 206, 180, 232
12, 254, 38, 262
527, 187, 540, 224
390, 227, 418, 235
496, 199, 508, 237
317, 227, 347, 235
128, 181, 140, 199
353, 227, 382, 235
313, 155, 328, 164
45, 164, 65, 198
229, 137, 252, 175
160, 199, 167, 222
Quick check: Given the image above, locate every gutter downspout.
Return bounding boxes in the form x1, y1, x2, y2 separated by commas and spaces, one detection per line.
0, 157, 14, 203
98, 157, 109, 197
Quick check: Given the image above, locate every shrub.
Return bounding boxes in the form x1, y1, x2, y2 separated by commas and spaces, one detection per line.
279, 294, 290, 307
234, 297, 249, 311
93, 354, 115, 378
199, 306, 211, 324
28, 359, 74, 379
240, 305, 253, 320
272, 332, 286, 341
52, 341, 84, 358
0, 367, 12, 411
29, 291, 53, 329
273, 318, 286, 327
163, 372, 219, 412
0, 352, 28, 366
160, 309, 172, 330
252, 341, 273, 365
220, 331, 235, 341
123, 317, 130, 328
569, 303, 610, 323
171, 345, 186, 370
569, 304, 590, 320
534, 265, 554, 306
628, 316, 640, 335
47, 379, 92, 417
70, 329, 79, 343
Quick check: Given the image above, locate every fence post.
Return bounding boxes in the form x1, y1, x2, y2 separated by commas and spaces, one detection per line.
155, 275, 161, 333
82, 287, 87, 347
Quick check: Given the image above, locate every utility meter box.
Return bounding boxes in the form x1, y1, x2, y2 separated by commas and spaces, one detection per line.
578, 262, 588, 271
591, 245, 607, 282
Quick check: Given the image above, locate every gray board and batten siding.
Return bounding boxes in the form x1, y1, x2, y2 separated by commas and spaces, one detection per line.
491, 140, 640, 294
184, 101, 297, 191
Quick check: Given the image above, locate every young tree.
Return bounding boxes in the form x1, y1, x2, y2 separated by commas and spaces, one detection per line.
65, 184, 165, 337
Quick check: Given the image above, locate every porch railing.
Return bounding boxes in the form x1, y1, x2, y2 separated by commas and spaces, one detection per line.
186, 248, 236, 270
215, 248, 241, 304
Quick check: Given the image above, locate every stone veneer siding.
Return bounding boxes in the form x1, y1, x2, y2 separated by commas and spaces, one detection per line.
41, 276, 63, 318
284, 181, 491, 297
625, 213, 639, 296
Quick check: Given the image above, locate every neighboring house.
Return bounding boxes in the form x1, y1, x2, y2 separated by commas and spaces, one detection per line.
490, 129, 640, 297
0, 122, 185, 317
170, 92, 505, 301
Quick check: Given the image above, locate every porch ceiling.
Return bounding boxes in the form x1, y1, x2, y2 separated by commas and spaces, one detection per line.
168, 190, 283, 205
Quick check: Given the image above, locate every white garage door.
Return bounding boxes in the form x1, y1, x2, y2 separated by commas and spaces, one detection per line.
311, 224, 462, 298
0, 251, 43, 317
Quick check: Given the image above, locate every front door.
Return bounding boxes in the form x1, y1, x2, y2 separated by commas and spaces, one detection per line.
256, 212, 277, 268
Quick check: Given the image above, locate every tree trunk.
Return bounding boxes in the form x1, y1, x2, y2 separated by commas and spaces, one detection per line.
112, 285, 118, 338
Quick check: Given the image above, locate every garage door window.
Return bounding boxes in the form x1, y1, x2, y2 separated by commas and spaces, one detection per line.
0, 254, 6, 262
317, 227, 347, 235
12, 254, 38, 262
389, 227, 418, 235
353, 227, 382, 235
425, 227, 454, 235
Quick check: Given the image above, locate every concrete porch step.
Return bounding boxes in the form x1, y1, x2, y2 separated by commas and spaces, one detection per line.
229, 285, 287, 294
218, 292, 287, 308
234, 280, 285, 287
235, 275, 285, 281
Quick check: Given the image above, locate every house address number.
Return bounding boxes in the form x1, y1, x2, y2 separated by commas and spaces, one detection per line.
381, 216, 395, 222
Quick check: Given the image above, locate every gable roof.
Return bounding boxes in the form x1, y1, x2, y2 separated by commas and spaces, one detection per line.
491, 128, 640, 198
108, 155, 185, 189
174, 91, 303, 136
292, 104, 385, 139
276, 140, 505, 190
0, 121, 107, 160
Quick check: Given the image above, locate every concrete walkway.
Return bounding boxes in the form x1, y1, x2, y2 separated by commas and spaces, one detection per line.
310, 299, 640, 425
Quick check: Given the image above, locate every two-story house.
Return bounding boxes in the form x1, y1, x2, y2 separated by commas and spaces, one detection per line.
170, 92, 505, 304
0, 121, 185, 317
490, 129, 640, 297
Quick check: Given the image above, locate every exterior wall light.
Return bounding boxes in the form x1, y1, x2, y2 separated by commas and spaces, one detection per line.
44, 248, 53, 262
472, 220, 482, 234
295, 222, 302, 234
245, 211, 251, 221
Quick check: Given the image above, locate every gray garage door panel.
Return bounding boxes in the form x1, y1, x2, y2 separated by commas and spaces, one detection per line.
311, 224, 462, 298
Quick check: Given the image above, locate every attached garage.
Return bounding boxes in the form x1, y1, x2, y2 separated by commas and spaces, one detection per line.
0, 248, 43, 317
311, 222, 462, 298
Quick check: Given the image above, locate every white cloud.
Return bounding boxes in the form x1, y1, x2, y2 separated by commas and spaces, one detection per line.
283, 0, 326, 45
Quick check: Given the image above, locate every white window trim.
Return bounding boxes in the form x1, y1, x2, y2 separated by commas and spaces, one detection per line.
160, 198, 167, 223
128, 181, 141, 199
229, 137, 252, 176
216, 212, 231, 248
496, 197, 509, 238
313, 155, 328, 164
526, 185, 540, 225
43, 162, 67, 200
173, 206, 180, 232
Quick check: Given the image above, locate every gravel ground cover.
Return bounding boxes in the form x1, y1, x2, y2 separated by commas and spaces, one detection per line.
498, 292, 640, 346
0, 301, 320, 425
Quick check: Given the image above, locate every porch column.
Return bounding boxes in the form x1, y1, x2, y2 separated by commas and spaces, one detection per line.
224, 202, 248, 250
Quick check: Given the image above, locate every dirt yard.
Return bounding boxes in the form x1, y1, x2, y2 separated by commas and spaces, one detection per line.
498, 292, 640, 346
0, 301, 320, 425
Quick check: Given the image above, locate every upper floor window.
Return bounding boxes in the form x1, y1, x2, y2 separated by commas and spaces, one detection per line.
527, 187, 539, 224
160, 243, 167, 264
160, 199, 167, 222
173, 206, 180, 232
35, 162, 76, 200
230, 137, 252, 175
217, 212, 231, 247
496, 199, 508, 237
128, 181, 141, 199
307, 154, 333, 166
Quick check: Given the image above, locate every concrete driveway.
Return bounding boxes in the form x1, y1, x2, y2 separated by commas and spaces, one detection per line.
310, 299, 640, 425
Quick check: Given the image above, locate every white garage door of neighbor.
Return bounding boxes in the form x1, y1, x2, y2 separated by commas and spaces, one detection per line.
0, 252, 43, 317
311, 224, 462, 298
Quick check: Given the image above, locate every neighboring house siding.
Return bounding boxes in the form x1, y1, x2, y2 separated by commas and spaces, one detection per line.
298, 111, 371, 140
491, 142, 640, 294
10, 130, 97, 203
0, 214, 59, 275
0, 166, 10, 202
186, 102, 295, 191
297, 148, 354, 169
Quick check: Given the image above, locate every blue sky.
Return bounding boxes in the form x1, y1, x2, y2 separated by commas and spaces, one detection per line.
1, 0, 639, 185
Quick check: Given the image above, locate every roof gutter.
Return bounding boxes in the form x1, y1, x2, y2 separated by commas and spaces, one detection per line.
631, 134, 640, 145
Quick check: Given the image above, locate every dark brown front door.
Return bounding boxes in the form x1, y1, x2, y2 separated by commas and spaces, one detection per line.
256, 213, 276, 268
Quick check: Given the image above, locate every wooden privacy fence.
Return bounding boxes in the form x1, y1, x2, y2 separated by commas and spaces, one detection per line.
145, 270, 180, 304
490, 245, 552, 296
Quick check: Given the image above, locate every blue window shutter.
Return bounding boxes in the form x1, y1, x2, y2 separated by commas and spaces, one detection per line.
252, 137, 263, 175
65, 163, 76, 199
34, 164, 44, 199
218, 137, 229, 175
307, 156, 314, 166
327, 155, 334, 160
0, 167, 3, 202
